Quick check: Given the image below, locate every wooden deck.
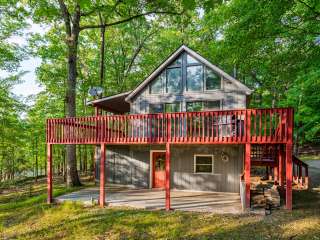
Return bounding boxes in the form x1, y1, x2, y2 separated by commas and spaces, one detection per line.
45, 107, 297, 211
46, 108, 293, 145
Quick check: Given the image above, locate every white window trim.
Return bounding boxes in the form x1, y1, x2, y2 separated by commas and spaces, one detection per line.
194, 154, 214, 174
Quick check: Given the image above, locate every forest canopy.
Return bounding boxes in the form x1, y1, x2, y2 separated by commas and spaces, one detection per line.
0, 0, 319, 182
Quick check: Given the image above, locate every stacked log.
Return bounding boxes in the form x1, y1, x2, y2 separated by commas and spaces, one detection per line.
250, 177, 281, 209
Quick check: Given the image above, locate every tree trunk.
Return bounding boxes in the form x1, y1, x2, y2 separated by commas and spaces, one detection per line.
65, 13, 81, 187
100, 26, 106, 87
35, 135, 38, 182
84, 145, 88, 174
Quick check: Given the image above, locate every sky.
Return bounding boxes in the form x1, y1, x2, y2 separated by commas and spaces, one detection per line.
6, 22, 45, 98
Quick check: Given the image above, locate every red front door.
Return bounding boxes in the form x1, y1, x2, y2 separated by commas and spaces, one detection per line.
152, 152, 166, 188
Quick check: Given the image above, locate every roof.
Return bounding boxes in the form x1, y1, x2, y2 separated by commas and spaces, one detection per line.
87, 91, 131, 113
125, 45, 253, 102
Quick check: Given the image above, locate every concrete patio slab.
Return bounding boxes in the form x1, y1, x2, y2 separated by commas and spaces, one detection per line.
56, 185, 242, 214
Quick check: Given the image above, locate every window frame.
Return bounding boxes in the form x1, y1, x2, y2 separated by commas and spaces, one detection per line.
149, 103, 164, 114
186, 100, 222, 112
149, 53, 223, 96
165, 102, 181, 113
186, 64, 204, 92
166, 67, 182, 94
204, 67, 222, 91
186, 101, 204, 112
194, 154, 214, 174
149, 72, 164, 95
204, 100, 222, 111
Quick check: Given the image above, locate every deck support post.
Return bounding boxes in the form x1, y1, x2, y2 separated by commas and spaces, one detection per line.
279, 146, 284, 187
274, 166, 279, 184
99, 144, 106, 207
47, 144, 53, 204
165, 142, 171, 211
245, 143, 251, 209
298, 164, 302, 186
305, 167, 309, 188
286, 143, 293, 210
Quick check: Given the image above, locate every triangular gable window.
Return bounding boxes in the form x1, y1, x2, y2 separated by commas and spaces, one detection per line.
168, 55, 182, 67
186, 54, 200, 64
149, 51, 221, 94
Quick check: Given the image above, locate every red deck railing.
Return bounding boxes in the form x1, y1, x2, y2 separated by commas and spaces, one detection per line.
46, 108, 293, 145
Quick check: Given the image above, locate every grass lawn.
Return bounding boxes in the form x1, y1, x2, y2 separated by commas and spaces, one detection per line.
299, 154, 320, 161
0, 177, 320, 240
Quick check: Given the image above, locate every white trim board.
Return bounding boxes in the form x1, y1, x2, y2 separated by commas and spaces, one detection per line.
193, 154, 215, 174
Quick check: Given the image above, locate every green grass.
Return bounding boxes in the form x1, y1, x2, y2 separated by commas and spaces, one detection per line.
0, 178, 320, 240
299, 155, 320, 161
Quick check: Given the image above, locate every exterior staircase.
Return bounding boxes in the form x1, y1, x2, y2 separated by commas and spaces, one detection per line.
250, 144, 309, 189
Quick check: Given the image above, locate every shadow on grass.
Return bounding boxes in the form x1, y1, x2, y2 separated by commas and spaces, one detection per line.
1, 178, 320, 240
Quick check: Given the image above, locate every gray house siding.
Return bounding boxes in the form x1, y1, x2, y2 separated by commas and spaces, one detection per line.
171, 145, 243, 192
130, 89, 247, 114
97, 144, 243, 193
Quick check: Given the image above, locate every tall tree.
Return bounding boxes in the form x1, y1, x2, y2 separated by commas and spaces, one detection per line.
29, 0, 186, 186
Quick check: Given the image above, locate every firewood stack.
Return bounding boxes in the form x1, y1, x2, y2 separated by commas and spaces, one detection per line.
250, 177, 280, 209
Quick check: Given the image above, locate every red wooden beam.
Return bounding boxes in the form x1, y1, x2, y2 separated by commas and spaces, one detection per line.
245, 143, 251, 209
47, 144, 53, 204
305, 166, 309, 188
165, 142, 171, 211
279, 146, 284, 187
286, 143, 293, 210
99, 144, 106, 207
274, 165, 279, 184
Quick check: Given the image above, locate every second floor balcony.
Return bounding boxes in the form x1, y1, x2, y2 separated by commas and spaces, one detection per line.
46, 108, 293, 145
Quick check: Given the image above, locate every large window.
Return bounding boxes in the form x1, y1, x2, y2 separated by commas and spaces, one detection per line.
205, 101, 221, 110
149, 53, 221, 94
205, 67, 221, 90
149, 104, 163, 114
194, 155, 214, 174
187, 65, 203, 91
187, 101, 221, 112
165, 102, 181, 113
150, 73, 164, 94
186, 101, 204, 112
149, 102, 181, 113
166, 68, 182, 93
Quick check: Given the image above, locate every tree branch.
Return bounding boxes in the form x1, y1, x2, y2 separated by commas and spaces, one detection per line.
81, 0, 122, 17
123, 30, 156, 80
296, 0, 320, 16
79, 10, 182, 31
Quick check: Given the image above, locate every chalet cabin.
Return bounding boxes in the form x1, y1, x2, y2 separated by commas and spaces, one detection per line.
46, 45, 308, 211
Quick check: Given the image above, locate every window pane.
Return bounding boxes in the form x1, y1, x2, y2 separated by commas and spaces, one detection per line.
196, 156, 212, 165
187, 65, 203, 91
169, 56, 182, 67
165, 103, 180, 113
187, 54, 200, 64
205, 101, 220, 110
186, 102, 203, 112
196, 165, 212, 173
206, 67, 221, 90
166, 68, 182, 93
150, 74, 163, 94
149, 104, 163, 114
